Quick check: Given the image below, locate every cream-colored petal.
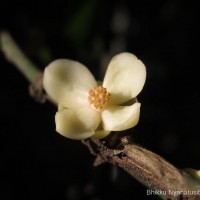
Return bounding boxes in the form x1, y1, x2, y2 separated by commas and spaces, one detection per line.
92, 129, 111, 139
103, 53, 146, 105
101, 103, 141, 131
43, 59, 97, 108
55, 105, 101, 140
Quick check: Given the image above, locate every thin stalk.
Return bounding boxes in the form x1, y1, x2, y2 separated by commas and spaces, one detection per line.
0, 31, 41, 83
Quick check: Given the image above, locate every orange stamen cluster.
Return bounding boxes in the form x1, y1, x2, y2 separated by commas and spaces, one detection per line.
88, 86, 111, 111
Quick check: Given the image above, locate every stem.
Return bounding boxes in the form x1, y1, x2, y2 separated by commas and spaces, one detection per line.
0, 31, 41, 83
83, 138, 200, 200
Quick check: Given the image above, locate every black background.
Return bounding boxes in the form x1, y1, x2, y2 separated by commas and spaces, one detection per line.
0, 0, 199, 199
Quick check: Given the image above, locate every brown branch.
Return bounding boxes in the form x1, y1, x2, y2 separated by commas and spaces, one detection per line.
1, 31, 200, 200
83, 137, 200, 200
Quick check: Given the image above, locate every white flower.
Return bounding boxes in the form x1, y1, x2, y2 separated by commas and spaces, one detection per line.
43, 52, 146, 140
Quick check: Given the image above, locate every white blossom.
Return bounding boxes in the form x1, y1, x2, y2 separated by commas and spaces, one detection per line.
43, 52, 146, 140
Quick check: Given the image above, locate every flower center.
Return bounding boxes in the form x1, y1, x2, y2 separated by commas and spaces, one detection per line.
88, 86, 111, 111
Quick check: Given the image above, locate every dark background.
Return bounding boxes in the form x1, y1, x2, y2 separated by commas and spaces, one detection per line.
0, 0, 199, 199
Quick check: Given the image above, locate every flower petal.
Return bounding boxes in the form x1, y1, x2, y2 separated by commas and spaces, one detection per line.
103, 52, 146, 105
55, 105, 101, 140
91, 122, 111, 139
101, 103, 141, 131
92, 130, 111, 139
43, 59, 97, 108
